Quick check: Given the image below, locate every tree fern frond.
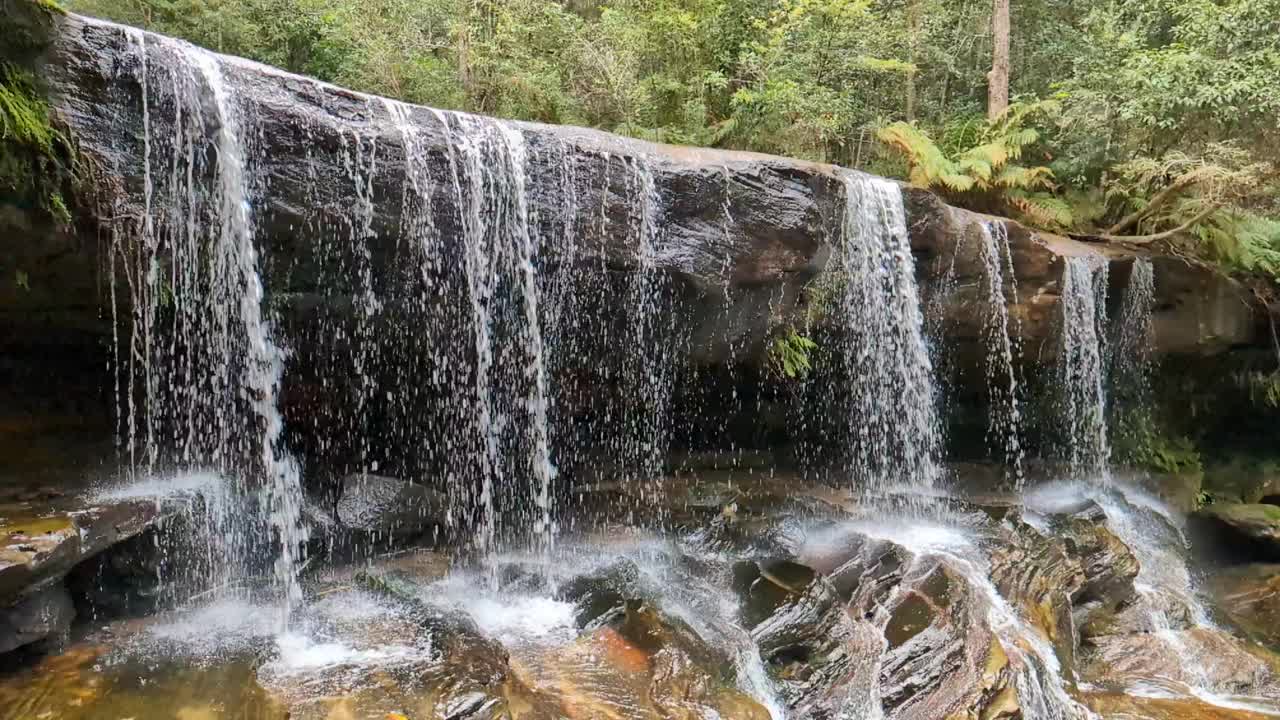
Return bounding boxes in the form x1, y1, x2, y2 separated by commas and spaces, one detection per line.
876, 122, 958, 189
995, 164, 1055, 190
1009, 190, 1074, 229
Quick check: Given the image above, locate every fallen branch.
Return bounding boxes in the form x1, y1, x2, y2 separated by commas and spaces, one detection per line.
1106, 175, 1199, 235
1094, 203, 1220, 245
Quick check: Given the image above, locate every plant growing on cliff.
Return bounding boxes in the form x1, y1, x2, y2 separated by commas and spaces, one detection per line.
876, 100, 1070, 229
767, 328, 818, 380
1112, 412, 1202, 475
0, 61, 74, 226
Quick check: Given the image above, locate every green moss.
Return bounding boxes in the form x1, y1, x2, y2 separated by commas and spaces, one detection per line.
1112, 411, 1202, 475
0, 61, 74, 227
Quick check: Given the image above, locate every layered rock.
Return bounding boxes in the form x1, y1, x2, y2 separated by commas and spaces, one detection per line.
0, 499, 162, 653
8, 10, 1269, 376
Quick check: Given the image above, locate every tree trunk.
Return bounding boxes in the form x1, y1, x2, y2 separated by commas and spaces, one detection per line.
988, 0, 1010, 120
906, 0, 920, 122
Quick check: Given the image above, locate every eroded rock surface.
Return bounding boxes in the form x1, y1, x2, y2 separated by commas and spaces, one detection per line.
1194, 503, 1280, 561
14, 10, 1270, 380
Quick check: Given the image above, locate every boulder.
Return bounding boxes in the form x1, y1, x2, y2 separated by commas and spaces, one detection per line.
0, 581, 74, 654
1193, 503, 1280, 561
0, 500, 161, 606
0, 499, 168, 653
334, 473, 449, 537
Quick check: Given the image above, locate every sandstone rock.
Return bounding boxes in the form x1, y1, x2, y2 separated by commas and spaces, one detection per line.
1208, 563, 1280, 651
733, 556, 883, 718
0, 499, 162, 650
24, 10, 1274, 381
1058, 517, 1139, 611
1193, 503, 1280, 561
1, 502, 156, 603
1080, 626, 1280, 697
987, 516, 1084, 678
0, 582, 74, 654
334, 473, 448, 536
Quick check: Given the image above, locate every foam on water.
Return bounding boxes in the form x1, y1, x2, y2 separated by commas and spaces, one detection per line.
427, 575, 577, 644
141, 598, 280, 657
91, 470, 227, 503
266, 633, 425, 676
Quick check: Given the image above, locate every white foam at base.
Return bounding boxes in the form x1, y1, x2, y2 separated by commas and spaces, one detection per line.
91, 470, 229, 503
266, 632, 425, 676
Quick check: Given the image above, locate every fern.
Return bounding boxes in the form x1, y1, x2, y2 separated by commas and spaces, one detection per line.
1196, 210, 1280, 277
876, 100, 1063, 227
767, 328, 819, 380
1008, 191, 1075, 228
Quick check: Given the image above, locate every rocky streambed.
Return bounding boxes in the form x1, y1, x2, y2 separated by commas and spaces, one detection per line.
4, 469, 1280, 720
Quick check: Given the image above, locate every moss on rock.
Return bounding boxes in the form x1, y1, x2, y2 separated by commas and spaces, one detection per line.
0, 1, 75, 230
0, 61, 74, 227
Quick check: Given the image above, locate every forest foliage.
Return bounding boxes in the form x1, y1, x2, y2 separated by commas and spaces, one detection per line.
63, 0, 1280, 282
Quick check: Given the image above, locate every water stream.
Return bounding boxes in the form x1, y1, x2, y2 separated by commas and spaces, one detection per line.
15, 16, 1280, 720
1057, 257, 1111, 479
978, 221, 1026, 484
836, 172, 944, 493
110, 31, 307, 619
1109, 258, 1156, 450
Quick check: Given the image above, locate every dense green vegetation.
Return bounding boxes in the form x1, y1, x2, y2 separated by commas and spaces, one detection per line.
2, 0, 74, 227
59, 0, 1280, 284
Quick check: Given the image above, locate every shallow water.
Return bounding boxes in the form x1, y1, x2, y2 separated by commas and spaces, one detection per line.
5, 476, 1280, 719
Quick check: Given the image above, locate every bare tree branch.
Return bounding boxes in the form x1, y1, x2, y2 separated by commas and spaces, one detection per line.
1096, 203, 1221, 245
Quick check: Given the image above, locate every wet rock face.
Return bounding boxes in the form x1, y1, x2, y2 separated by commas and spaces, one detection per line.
734, 556, 881, 718
0, 499, 165, 654
0, 583, 73, 654
23, 11, 1272, 381
333, 473, 448, 537
1209, 564, 1280, 651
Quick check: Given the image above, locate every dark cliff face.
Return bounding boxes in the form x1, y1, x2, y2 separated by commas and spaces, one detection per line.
2, 11, 1274, 476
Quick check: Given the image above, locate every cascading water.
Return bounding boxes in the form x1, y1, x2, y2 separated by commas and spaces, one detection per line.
108, 29, 306, 618
1109, 258, 1156, 450
978, 220, 1026, 484
617, 157, 678, 499
836, 172, 943, 493
409, 110, 557, 554
1056, 257, 1110, 479
1028, 482, 1280, 714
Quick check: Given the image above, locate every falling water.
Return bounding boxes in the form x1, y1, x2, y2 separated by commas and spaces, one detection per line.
435, 112, 556, 555
837, 172, 943, 492
978, 220, 1026, 484
618, 157, 677, 493
1109, 258, 1156, 449
109, 30, 307, 618
1057, 257, 1110, 479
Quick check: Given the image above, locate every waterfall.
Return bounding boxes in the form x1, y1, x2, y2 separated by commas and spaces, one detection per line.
836, 172, 943, 492
110, 31, 307, 617
978, 221, 1026, 485
1057, 257, 1111, 479
1109, 258, 1156, 450
618, 157, 677, 495
429, 112, 556, 554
